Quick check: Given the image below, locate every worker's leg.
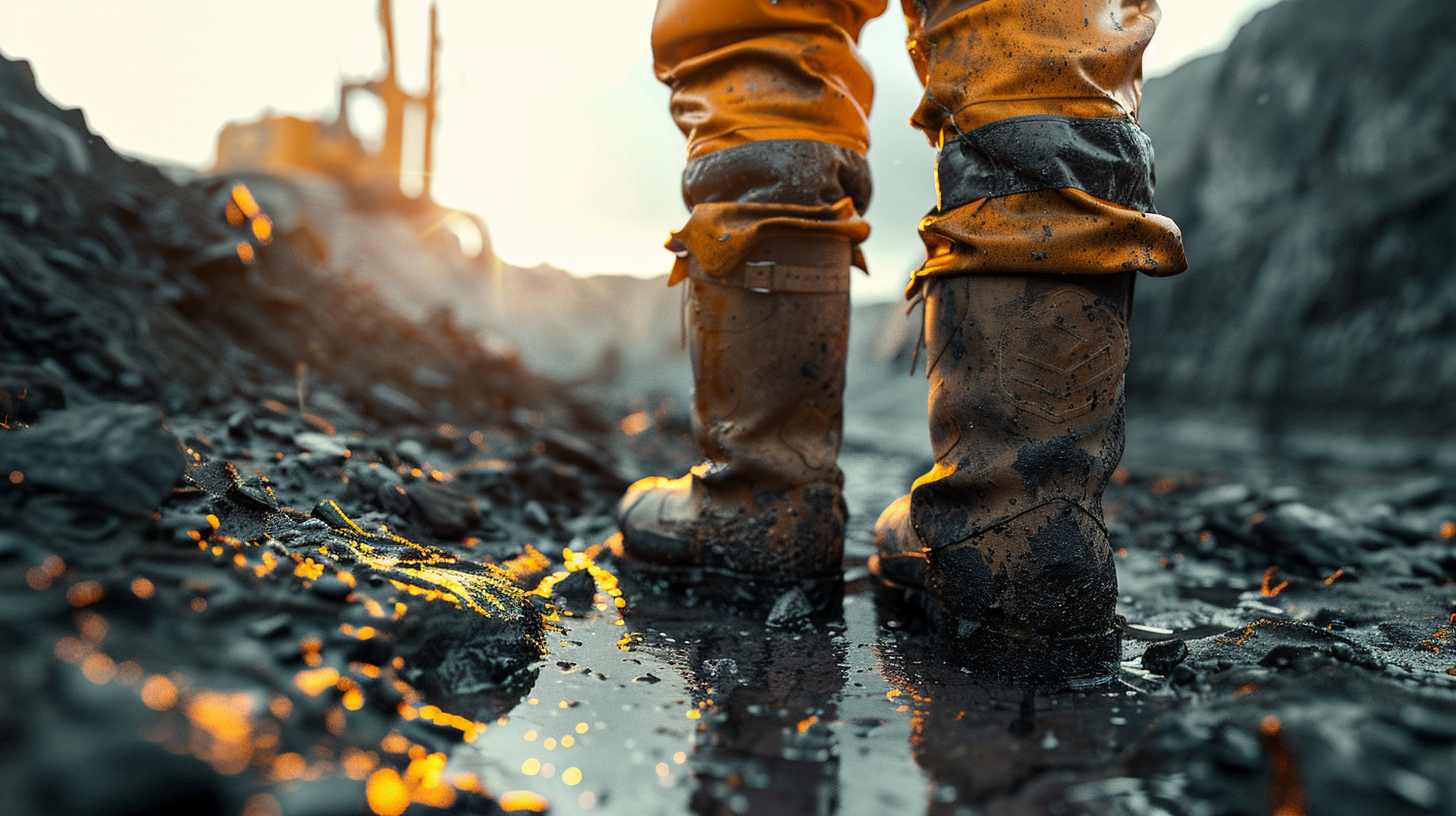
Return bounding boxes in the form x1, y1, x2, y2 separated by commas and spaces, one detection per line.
872, 0, 1187, 683
614, 0, 888, 595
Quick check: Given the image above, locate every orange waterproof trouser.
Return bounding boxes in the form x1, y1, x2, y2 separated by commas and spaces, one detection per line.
652, 0, 1188, 289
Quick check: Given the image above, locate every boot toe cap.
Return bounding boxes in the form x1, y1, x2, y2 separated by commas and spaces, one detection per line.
870, 495, 929, 589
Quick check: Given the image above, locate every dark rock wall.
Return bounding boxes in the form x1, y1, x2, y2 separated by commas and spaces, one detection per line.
1132, 0, 1456, 434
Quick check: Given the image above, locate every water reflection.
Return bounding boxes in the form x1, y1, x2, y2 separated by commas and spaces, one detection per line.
875, 596, 1168, 814
628, 595, 848, 816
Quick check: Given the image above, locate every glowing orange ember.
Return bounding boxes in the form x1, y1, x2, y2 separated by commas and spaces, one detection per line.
325, 705, 348, 735
236, 241, 255, 264
620, 412, 649, 435
131, 577, 155, 598
66, 580, 103, 607
1442, 521, 1456, 540
81, 652, 116, 684
294, 667, 341, 696
184, 690, 256, 775
403, 754, 456, 808
251, 214, 274, 244
1261, 567, 1289, 598
453, 772, 483, 792
241, 793, 282, 816
366, 768, 411, 816
273, 752, 307, 781
294, 559, 325, 581
25, 567, 51, 591
140, 675, 178, 710
342, 747, 379, 780
116, 661, 143, 685
8, 470, 21, 483
1150, 477, 1178, 496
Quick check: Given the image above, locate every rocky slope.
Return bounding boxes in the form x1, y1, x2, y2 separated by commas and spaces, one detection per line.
1132, 0, 1456, 436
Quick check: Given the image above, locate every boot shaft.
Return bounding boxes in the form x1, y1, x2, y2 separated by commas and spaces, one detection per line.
687, 235, 852, 493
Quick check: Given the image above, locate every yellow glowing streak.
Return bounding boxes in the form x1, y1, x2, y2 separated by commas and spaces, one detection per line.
498, 791, 549, 812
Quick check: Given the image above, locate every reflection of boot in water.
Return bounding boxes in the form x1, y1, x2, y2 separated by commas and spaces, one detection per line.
634, 602, 847, 816
876, 607, 1167, 814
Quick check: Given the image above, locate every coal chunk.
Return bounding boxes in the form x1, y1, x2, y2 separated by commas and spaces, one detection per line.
552, 567, 597, 610
1141, 638, 1190, 675
766, 586, 813, 628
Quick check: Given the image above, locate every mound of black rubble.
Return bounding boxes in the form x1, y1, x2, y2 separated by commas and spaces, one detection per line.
0, 51, 639, 816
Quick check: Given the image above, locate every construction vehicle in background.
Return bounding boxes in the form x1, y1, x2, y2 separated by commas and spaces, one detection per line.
208, 0, 500, 336
214, 0, 441, 205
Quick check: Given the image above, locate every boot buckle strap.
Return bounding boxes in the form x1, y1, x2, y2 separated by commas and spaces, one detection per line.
690, 259, 851, 294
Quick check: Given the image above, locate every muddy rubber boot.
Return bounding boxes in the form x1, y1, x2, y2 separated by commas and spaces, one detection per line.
613, 235, 850, 609
871, 272, 1133, 686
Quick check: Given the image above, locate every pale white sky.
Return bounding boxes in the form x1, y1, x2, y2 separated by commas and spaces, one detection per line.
0, 0, 1280, 302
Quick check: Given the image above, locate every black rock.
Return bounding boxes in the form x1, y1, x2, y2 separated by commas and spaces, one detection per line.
766, 586, 813, 628
1253, 502, 1393, 571
1141, 639, 1190, 676
1170, 663, 1199, 687
309, 576, 353, 602
552, 567, 597, 610
404, 482, 480, 539
0, 403, 185, 513
246, 613, 293, 639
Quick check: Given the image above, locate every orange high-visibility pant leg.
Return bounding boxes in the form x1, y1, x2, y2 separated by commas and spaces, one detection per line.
902, 0, 1187, 283
652, 0, 888, 284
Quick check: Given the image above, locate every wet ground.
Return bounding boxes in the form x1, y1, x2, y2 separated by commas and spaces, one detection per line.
9, 389, 1456, 816
439, 431, 1456, 816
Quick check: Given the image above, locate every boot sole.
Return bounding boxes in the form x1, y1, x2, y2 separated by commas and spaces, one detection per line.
874, 578, 1121, 689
